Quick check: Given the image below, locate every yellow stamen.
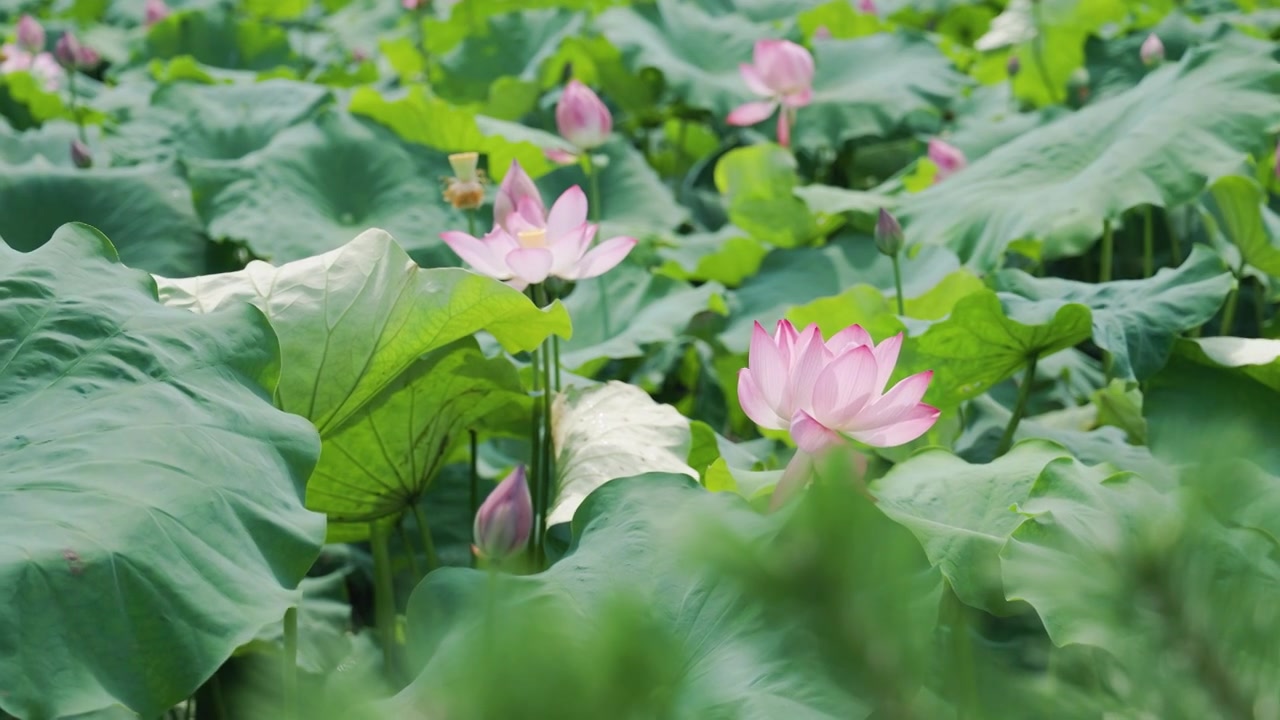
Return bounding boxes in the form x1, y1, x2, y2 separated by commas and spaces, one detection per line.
517, 228, 547, 248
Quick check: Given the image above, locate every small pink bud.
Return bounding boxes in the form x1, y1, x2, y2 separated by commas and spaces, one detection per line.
144, 0, 170, 26
70, 139, 92, 169
1006, 55, 1020, 77
858, 0, 877, 12
15, 15, 44, 53
555, 80, 612, 151
473, 465, 533, 562
813, 26, 832, 41
55, 32, 97, 70
402, 0, 424, 9
875, 208, 903, 257
928, 138, 967, 182
351, 47, 368, 63
1140, 33, 1164, 66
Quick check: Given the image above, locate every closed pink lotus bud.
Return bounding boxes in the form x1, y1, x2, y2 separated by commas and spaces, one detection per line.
728, 39, 815, 148
473, 465, 533, 562
858, 0, 877, 13
1140, 33, 1164, 66
1007, 55, 1020, 77
15, 15, 44, 53
813, 26, 832, 41
70, 139, 92, 169
55, 32, 97, 70
556, 80, 612, 150
874, 208, 903, 257
402, 0, 424, 9
928, 138, 966, 182
144, 0, 170, 26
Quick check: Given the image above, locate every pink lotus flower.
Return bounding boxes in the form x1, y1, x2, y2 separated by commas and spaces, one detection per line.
15, 15, 44, 53
738, 320, 938, 454
144, 0, 170, 26
1, 45, 63, 91
403, 0, 423, 8
473, 465, 533, 562
441, 160, 636, 290
1140, 33, 1164, 66
54, 32, 98, 70
858, 0, 877, 13
727, 39, 814, 148
928, 138, 966, 182
556, 80, 612, 151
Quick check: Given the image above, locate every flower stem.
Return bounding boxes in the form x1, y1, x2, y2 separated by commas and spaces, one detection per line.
67, 71, 86, 144
397, 522, 421, 578
369, 521, 398, 676
1142, 205, 1155, 277
1099, 218, 1114, 283
533, 283, 557, 568
891, 252, 906, 315
585, 156, 612, 339
552, 335, 562, 392
282, 606, 298, 720
996, 353, 1038, 456
466, 208, 476, 238
468, 428, 478, 569
1168, 206, 1184, 265
1220, 263, 1246, 337
412, 504, 439, 571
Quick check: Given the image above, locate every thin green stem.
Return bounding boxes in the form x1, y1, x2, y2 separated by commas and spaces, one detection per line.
585, 158, 612, 338
468, 429, 478, 568
397, 522, 421, 578
282, 607, 298, 720
528, 332, 544, 559
890, 253, 906, 315
466, 208, 476, 238
412, 504, 439, 571
996, 353, 1039, 456
1030, 0, 1062, 104
67, 71, 86, 144
369, 521, 398, 676
1142, 205, 1154, 277
1168, 207, 1184, 265
1220, 282, 1243, 338
552, 335, 562, 392
1099, 219, 1114, 283
532, 284, 557, 568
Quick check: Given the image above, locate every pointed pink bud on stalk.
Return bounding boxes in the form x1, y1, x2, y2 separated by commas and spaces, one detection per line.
727, 39, 814, 148
473, 465, 533, 562
1140, 33, 1164, 67
556, 80, 612, 151
70, 139, 92, 169
927, 138, 966, 183
145, 0, 170, 26
738, 319, 939, 456
54, 32, 98, 70
875, 208, 903, 257
858, 0, 877, 13
15, 15, 44, 53
442, 159, 636, 290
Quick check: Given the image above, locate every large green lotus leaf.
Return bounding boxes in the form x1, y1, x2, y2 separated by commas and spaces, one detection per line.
720, 237, 961, 353
0, 224, 323, 719
793, 34, 967, 150
558, 263, 722, 371
899, 45, 1280, 269
693, 0, 829, 22
186, 110, 467, 267
870, 441, 1072, 612
433, 9, 584, 105
156, 228, 570, 438
0, 121, 97, 166
548, 382, 697, 525
714, 144, 818, 248
995, 245, 1234, 381
111, 79, 333, 164
390, 474, 865, 719
1145, 339, 1280, 476
142, 9, 296, 70
595, 0, 769, 118
348, 85, 563, 181
945, 84, 1065, 158
911, 290, 1092, 408
537, 137, 689, 240
1203, 175, 1280, 276
311, 338, 529, 541
657, 225, 769, 287
0, 160, 208, 276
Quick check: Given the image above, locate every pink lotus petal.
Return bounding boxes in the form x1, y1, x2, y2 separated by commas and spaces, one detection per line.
738, 369, 787, 430
782, 87, 812, 108
546, 185, 588, 243
811, 345, 876, 428
440, 230, 510, 279
754, 39, 814, 95
785, 324, 828, 415
826, 324, 873, 353
549, 223, 592, 277
790, 410, 844, 454
775, 319, 800, 366
544, 147, 579, 165
866, 370, 934, 425
571, 235, 636, 280
739, 63, 772, 97
777, 108, 791, 148
749, 320, 790, 411
871, 333, 903, 393
845, 404, 939, 447
727, 100, 778, 127
494, 160, 544, 233
504, 247, 554, 285
515, 195, 547, 229
769, 450, 814, 511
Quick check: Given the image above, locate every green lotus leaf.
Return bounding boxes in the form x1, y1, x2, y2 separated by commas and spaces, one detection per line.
0, 224, 323, 719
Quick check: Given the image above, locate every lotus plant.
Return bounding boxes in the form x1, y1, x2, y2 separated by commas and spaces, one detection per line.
728, 39, 814, 148
473, 465, 533, 563
1140, 33, 1164, 66
928, 138, 966, 183
441, 160, 636, 291
549, 79, 612, 164
739, 320, 939, 505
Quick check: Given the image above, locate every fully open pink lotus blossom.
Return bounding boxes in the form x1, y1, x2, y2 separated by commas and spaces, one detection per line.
928, 138, 966, 182
441, 160, 636, 290
0, 45, 63, 91
727, 39, 814, 148
739, 320, 939, 453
